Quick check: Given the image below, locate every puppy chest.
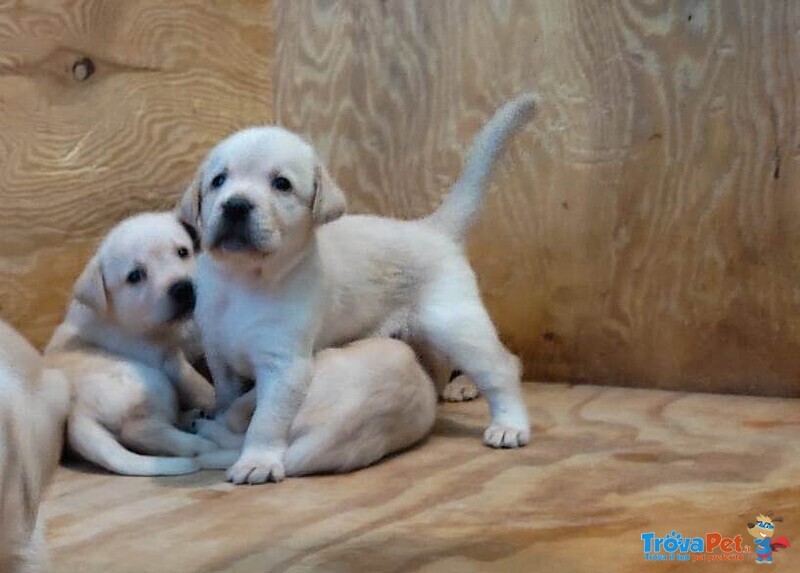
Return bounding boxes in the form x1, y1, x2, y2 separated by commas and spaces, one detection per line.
198, 292, 294, 377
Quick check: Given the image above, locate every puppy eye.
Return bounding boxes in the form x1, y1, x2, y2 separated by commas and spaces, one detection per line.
210, 171, 227, 190
272, 176, 292, 193
177, 246, 190, 259
126, 268, 146, 285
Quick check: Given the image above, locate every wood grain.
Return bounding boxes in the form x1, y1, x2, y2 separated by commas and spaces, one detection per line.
274, 1, 800, 396
43, 383, 800, 572
0, 0, 273, 347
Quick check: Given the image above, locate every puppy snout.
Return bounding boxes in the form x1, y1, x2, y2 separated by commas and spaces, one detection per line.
168, 279, 196, 308
222, 196, 254, 222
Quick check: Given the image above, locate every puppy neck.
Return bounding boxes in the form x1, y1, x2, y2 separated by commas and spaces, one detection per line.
50, 301, 182, 368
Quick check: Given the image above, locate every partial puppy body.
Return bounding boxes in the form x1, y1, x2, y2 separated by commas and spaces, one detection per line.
0, 321, 69, 573
45, 212, 217, 476
180, 94, 536, 484
195, 338, 437, 475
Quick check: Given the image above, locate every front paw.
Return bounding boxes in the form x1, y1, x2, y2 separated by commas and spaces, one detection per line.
483, 423, 530, 448
226, 449, 285, 485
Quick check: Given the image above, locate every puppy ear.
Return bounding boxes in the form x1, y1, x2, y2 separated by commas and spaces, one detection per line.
312, 162, 347, 225
74, 255, 108, 314
176, 172, 202, 237
180, 221, 201, 253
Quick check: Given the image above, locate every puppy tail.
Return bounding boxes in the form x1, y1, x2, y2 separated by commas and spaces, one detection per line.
196, 449, 240, 470
427, 93, 537, 240
68, 414, 199, 476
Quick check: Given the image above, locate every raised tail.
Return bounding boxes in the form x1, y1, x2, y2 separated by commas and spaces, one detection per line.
426, 93, 537, 239
68, 414, 199, 476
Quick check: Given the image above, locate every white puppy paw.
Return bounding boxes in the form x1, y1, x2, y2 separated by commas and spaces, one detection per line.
442, 374, 480, 402
226, 450, 285, 485
483, 423, 530, 448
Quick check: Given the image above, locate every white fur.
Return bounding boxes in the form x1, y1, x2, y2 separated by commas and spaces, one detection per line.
45, 212, 217, 476
181, 94, 537, 484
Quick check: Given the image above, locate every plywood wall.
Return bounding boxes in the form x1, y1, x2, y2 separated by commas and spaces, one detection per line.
0, 0, 273, 347
275, 0, 800, 396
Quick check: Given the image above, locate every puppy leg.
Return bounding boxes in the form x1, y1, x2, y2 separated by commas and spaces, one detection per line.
419, 276, 530, 447
226, 357, 311, 485
164, 352, 216, 413
121, 418, 218, 457
191, 388, 254, 452
206, 348, 242, 415
12, 514, 48, 573
415, 343, 453, 395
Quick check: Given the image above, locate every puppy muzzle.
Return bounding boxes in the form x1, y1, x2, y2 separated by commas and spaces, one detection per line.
209, 196, 275, 255
167, 279, 196, 321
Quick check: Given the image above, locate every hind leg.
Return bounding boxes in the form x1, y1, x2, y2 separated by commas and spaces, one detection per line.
415, 343, 454, 396
418, 274, 530, 447
121, 418, 217, 456
193, 401, 249, 451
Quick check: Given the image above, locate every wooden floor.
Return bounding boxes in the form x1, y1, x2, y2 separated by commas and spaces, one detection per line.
44, 383, 800, 572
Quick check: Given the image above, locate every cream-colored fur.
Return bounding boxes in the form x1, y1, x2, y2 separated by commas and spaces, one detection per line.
195, 338, 437, 474
45, 212, 217, 476
0, 321, 69, 573
180, 94, 536, 484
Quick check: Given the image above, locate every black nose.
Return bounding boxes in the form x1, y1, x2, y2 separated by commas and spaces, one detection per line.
222, 196, 254, 221
168, 279, 195, 307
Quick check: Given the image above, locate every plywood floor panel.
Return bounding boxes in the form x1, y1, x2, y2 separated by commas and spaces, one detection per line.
43, 383, 800, 572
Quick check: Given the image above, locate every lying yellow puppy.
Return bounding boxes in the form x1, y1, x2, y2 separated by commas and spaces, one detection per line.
196, 337, 437, 476
46, 212, 217, 476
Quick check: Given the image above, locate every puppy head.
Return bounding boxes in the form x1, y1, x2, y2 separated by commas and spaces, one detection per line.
178, 126, 346, 267
74, 212, 198, 334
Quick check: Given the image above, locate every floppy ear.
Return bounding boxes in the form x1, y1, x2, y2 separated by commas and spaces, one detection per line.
176, 171, 203, 237
312, 162, 347, 225
74, 255, 108, 314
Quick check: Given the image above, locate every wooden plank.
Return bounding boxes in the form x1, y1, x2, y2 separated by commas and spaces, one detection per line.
0, 0, 273, 347
43, 383, 800, 571
274, 0, 800, 396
